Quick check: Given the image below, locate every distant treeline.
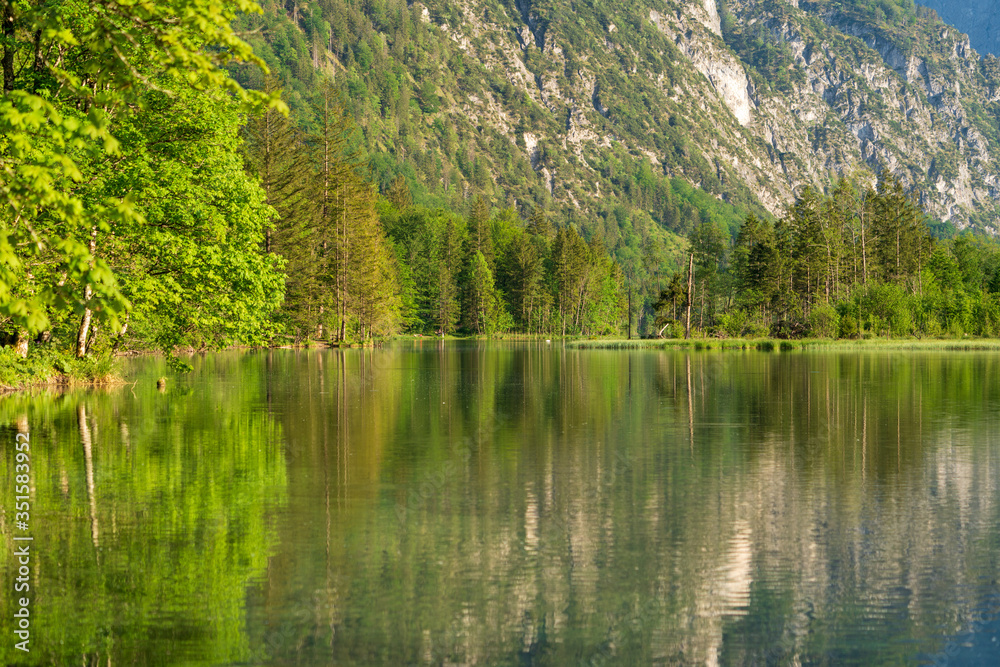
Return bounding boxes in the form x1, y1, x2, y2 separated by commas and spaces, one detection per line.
660, 173, 1000, 339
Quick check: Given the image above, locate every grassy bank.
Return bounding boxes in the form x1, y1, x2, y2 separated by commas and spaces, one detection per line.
0, 346, 122, 393
565, 337, 1000, 351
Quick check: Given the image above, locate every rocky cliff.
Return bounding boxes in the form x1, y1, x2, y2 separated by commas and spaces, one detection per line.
408, 0, 1000, 230
250, 0, 1000, 235
919, 0, 1000, 56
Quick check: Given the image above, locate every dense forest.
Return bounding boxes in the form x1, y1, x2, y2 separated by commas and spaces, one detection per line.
241, 80, 628, 340
662, 173, 1000, 339
7, 0, 1000, 385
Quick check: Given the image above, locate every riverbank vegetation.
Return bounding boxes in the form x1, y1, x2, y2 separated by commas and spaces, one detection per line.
6, 1, 1000, 391
569, 337, 1000, 351
0, 0, 285, 384
662, 174, 1000, 340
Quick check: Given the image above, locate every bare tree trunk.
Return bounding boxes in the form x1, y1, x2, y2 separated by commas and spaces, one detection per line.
684, 253, 694, 340
76, 226, 98, 357
76, 285, 94, 357
860, 208, 869, 285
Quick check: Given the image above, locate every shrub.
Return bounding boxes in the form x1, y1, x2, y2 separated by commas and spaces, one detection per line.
808, 303, 839, 338
717, 310, 749, 338
838, 313, 860, 339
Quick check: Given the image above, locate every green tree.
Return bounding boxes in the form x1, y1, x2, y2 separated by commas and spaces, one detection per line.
109, 83, 285, 355
467, 196, 494, 271
688, 220, 727, 331
551, 226, 590, 335
466, 250, 512, 334
790, 186, 829, 311
732, 213, 776, 318
0, 0, 281, 357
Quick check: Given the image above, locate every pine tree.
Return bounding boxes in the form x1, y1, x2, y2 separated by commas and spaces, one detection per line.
348, 188, 401, 339
790, 186, 827, 311
732, 214, 776, 318
467, 196, 494, 270
307, 82, 366, 341
528, 205, 552, 238
434, 217, 462, 334
551, 226, 589, 335
243, 76, 318, 340
688, 220, 727, 330
387, 175, 412, 211
507, 233, 543, 330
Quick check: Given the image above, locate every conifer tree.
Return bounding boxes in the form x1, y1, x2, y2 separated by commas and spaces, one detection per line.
529, 206, 552, 238
243, 76, 318, 340
434, 217, 463, 334
467, 196, 494, 270
790, 186, 827, 311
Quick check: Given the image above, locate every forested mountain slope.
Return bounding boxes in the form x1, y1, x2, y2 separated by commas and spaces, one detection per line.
239, 0, 1000, 238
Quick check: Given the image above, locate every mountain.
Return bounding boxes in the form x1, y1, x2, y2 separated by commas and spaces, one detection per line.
238, 0, 1000, 240
918, 0, 1000, 56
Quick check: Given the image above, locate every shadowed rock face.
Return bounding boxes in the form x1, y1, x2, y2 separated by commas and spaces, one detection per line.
919, 0, 1000, 56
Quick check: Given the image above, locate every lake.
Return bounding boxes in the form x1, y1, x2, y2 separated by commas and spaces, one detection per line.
2, 342, 1000, 665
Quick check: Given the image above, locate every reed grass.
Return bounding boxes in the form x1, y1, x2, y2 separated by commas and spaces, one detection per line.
566, 337, 1000, 352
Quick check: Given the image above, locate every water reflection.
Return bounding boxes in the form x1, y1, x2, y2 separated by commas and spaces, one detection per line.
250, 345, 1000, 666
2, 346, 999, 665
0, 355, 287, 666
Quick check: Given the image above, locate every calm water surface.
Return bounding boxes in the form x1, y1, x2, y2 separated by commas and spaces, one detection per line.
2, 343, 1000, 665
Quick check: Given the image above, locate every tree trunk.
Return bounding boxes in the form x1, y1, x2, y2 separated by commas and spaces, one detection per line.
32, 29, 42, 87
684, 253, 694, 340
14, 329, 28, 358
76, 285, 94, 357
76, 226, 98, 357
627, 287, 632, 339
860, 209, 869, 285
699, 286, 705, 332
111, 315, 130, 354
2, 1, 15, 93
338, 183, 348, 342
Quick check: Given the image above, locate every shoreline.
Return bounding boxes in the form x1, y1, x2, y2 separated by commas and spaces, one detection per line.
565, 337, 1000, 351
5, 336, 1000, 395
